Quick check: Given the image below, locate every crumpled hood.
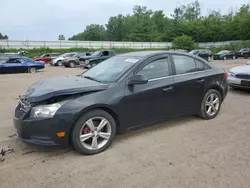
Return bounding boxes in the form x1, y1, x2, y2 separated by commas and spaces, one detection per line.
229, 65, 250, 74
25, 75, 109, 103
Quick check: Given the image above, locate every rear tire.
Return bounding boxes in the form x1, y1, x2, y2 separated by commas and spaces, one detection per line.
72, 110, 116, 155
198, 89, 222, 120
28, 67, 37, 73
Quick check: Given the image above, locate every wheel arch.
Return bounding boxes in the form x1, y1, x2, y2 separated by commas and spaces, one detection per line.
205, 85, 223, 101
68, 105, 121, 144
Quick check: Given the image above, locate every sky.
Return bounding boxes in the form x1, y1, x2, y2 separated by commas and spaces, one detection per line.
0, 0, 249, 40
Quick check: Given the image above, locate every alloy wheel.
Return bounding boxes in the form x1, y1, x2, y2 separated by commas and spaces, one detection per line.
205, 93, 220, 116
29, 67, 37, 73
70, 62, 75, 68
79, 117, 112, 150
58, 61, 62, 66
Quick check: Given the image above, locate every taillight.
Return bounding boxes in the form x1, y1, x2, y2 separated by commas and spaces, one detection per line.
224, 72, 228, 79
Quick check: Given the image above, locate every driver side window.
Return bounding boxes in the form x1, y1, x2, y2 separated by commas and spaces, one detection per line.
7, 59, 21, 63
137, 58, 170, 80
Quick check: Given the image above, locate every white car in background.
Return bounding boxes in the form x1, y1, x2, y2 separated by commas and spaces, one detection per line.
51, 52, 77, 66
228, 63, 250, 90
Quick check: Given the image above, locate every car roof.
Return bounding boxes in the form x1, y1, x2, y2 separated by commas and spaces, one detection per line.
116, 50, 189, 58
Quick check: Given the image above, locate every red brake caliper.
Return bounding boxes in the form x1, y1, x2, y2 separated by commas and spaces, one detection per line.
82, 127, 91, 134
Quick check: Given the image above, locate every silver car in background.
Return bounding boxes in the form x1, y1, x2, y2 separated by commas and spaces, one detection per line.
228, 64, 250, 90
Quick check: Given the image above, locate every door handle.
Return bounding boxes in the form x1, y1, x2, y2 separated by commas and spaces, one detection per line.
163, 86, 173, 91
197, 79, 204, 83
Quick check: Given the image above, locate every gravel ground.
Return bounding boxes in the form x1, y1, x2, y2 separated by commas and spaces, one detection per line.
0, 59, 250, 188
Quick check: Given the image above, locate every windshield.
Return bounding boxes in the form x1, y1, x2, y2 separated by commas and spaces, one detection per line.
92, 51, 101, 57
82, 56, 141, 83
189, 50, 200, 55
217, 50, 229, 54
72, 54, 80, 57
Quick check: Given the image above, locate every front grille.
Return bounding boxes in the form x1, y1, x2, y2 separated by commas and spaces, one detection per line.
236, 74, 250, 80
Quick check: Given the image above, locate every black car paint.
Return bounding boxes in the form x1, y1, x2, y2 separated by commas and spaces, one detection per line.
189, 49, 213, 61
25, 76, 109, 103
213, 51, 237, 60
80, 50, 116, 68
14, 51, 228, 146
236, 48, 250, 58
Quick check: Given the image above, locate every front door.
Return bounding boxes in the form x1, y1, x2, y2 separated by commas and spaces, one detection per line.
4, 58, 25, 73
121, 55, 175, 129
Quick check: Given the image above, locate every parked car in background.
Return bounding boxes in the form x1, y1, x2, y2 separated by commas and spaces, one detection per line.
213, 50, 237, 60
80, 50, 116, 68
51, 52, 78, 66
236, 48, 250, 59
34, 53, 61, 64
14, 51, 228, 155
228, 65, 250, 90
62, 52, 92, 68
189, 49, 213, 61
17, 51, 29, 56
0, 57, 45, 73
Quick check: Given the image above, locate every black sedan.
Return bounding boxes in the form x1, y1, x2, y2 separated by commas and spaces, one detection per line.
213, 50, 237, 60
14, 51, 228, 155
235, 48, 250, 59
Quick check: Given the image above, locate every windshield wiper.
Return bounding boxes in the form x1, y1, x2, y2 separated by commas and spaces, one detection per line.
83, 76, 101, 83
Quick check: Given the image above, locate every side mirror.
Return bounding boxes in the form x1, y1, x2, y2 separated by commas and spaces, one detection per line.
128, 74, 148, 86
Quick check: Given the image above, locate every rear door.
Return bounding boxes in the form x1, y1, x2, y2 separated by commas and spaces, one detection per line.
122, 55, 175, 128
170, 54, 208, 115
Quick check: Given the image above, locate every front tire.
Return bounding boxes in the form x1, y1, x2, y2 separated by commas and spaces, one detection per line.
69, 61, 75, 68
198, 89, 222, 120
72, 110, 116, 155
57, 60, 63, 66
91, 61, 97, 68
28, 67, 37, 73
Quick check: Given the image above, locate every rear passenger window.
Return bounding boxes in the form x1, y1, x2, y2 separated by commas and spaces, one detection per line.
195, 60, 210, 71
172, 55, 196, 75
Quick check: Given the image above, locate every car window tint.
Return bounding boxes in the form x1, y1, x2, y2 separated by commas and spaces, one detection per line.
195, 60, 210, 71
102, 51, 109, 56
137, 58, 169, 80
172, 55, 196, 74
7, 59, 21, 63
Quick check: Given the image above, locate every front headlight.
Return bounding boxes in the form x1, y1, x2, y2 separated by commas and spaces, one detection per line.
30, 100, 68, 118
